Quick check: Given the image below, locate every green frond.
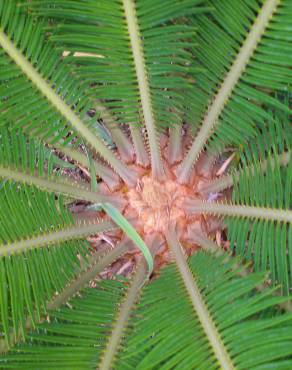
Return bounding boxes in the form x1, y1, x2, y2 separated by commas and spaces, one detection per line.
187, 0, 261, 124
119, 251, 292, 369
0, 127, 119, 204
0, 125, 120, 191
0, 165, 118, 205
165, 229, 234, 369
193, 233, 292, 311
211, 1, 292, 152
0, 129, 120, 349
0, 0, 135, 185
184, 198, 292, 223
233, 155, 291, 211
99, 257, 148, 370
5, 252, 292, 369
199, 104, 292, 194
0, 127, 75, 176
204, 108, 292, 291
29, 0, 206, 130
0, 181, 89, 350
193, 109, 292, 294
0, 1, 92, 146
226, 154, 292, 293
0, 219, 115, 257
177, 0, 292, 182
0, 282, 127, 369
204, 0, 292, 151
236, 102, 292, 168
48, 239, 132, 311
28, 0, 207, 177
122, 0, 166, 178
0, 0, 292, 368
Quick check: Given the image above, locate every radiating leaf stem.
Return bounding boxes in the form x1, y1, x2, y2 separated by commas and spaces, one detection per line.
47, 239, 132, 310
184, 199, 292, 223
0, 220, 116, 257
165, 228, 235, 370
99, 257, 148, 370
122, 0, 165, 179
0, 240, 131, 353
0, 29, 136, 186
0, 165, 123, 206
177, 0, 279, 183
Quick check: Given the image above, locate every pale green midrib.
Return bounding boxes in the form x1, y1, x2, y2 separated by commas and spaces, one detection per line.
0, 220, 116, 257
99, 259, 147, 370
47, 240, 131, 310
199, 151, 291, 195
0, 165, 114, 204
0, 240, 131, 354
166, 229, 235, 370
177, 0, 280, 183
122, 0, 164, 179
0, 29, 135, 186
184, 199, 292, 223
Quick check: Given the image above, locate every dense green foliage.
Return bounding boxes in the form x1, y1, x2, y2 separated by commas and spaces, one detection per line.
0, 0, 291, 369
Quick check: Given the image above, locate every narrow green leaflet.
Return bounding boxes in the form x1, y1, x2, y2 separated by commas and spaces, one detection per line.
102, 202, 153, 274
83, 141, 98, 192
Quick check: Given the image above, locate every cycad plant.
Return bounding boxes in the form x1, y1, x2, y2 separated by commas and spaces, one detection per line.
0, 0, 292, 368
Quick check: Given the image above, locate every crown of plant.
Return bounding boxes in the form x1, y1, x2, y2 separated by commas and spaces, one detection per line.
0, 0, 292, 369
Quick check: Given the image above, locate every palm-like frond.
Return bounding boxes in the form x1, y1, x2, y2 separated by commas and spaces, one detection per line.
27, 0, 207, 177
228, 155, 292, 294
192, 106, 292, 293
1, 252, 292, 369
177, 0, 292, 182
29, 0, 205, 129
0, 0, 136, 185
0, 281, 127, 370
121, 252, 292, 369
0, 127, 118, 205
0, 129, 125, 350
198, 102, 291, 196
0, 127, 76, 175
0, 1, 90, 146
0, 179, 90, 349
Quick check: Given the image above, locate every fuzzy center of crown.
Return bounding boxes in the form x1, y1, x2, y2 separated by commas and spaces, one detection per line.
127, 175, 188, 234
